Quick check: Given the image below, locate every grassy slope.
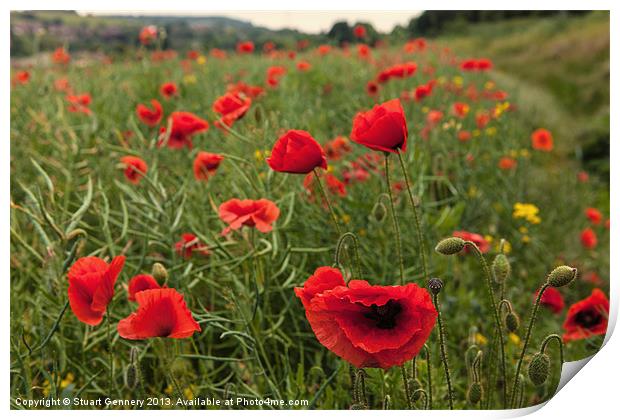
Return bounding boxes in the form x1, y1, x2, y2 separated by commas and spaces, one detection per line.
438, 12, 610, 178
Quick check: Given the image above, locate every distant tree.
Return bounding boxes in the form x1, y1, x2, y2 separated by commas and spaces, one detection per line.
327, 21, 352, 45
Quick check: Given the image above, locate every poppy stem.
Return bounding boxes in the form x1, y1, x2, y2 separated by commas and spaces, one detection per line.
397, 152, 429, 281
401, 365, 412, 409
431, 293, 454, 409
464, 241, 507, 408
510, 282, 549, 408
313, 168, 342, 235
383, 154, 405, 285
106, 311, 114, 398
423, 344, 433, 409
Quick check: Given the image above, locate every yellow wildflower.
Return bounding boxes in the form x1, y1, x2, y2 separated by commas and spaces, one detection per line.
472, 129, 481, 137
452, 75, 463, 87
421, 106, 429, 114
197, 55, 207, 65
475, 333, 488, 346
60, 373, 75, 389
183, 74, 197, 85
513, 203, 541, 224
341, 214, 351, 225
508, 333, 521, 346
485, 127, 497, 136
522, 235, 531, 243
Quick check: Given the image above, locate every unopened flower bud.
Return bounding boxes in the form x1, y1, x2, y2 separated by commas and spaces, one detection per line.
410, 378, 423, 402
152, 262, 168, 284
124, 364, 138, 390
467, 382, 483, 404
371, 202, 387, 223
528, 352, 550, 386
435, 237, 465, 255
428, 278, 443, 295
505, 312, 520, 333
492, 253, 510, 283
547, 265, 577, 288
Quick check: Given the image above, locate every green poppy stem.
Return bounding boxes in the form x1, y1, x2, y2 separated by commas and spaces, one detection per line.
510, 282, 550, 407
432, 293, 454, 409
313, 168, 342, 236
397, 152, 428, 281
383, 153, 405, 285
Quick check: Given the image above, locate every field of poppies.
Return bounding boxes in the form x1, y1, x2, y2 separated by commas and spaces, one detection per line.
9, 20, 610, 410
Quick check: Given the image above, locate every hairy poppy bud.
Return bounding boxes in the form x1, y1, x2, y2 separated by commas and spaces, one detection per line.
505, 312, 520, 333
428, 278, 443, 295
371, 201, 387, 223
410, 378, 423, 402
547, 265, 577, 288
151, 262, 168, 284
492, 253, 510, 283
435, 237, 465, 255
467, 382, 482, 404
528, 352, 550, 385
124, 364, 138, 390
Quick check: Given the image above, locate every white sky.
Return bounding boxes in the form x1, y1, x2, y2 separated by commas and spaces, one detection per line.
77, 10, 423, 33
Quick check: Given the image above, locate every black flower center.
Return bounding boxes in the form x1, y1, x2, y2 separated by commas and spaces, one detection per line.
363, 299, 402, 329
575, 309, 603, 329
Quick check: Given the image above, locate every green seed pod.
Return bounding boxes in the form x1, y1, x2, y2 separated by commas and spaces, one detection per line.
152, 262, 168, 284
428, 278, 443, 295
410, 378, 423, 402
547, 265, 577, 288
467, 382, 483, 405
435, 237, 465, 255
505, 312, 520, 333
492, 253, 511, 283
528, 352, 550, 386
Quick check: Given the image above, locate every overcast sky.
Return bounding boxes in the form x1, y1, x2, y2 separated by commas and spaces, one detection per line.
78, 11, 423, 33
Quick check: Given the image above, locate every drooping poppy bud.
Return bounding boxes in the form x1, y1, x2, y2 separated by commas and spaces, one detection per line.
435, 237, 465, 255
547, 265, 577, 288
528, 352, 550, 386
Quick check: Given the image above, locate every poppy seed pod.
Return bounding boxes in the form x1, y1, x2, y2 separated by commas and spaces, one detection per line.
428, 278, 443, 295
467, 382, 482, 404
492, 253, 511, 283
435, 237, 465, 255
505, 312, 520, 333
547, 265, 577, 288
151, 262, 168, 284
528, 352, 550, 386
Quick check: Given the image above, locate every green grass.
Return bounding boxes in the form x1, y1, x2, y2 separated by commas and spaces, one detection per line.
10, 26, 609, 410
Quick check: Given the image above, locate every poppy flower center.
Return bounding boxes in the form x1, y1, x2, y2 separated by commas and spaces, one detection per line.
363, 299, 402, 329
575, 309, 603, 329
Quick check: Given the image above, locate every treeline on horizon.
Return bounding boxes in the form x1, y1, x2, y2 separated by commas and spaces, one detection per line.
10, 10, 591, 57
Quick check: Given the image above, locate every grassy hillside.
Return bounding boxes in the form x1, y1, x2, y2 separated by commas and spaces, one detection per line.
439, 12, 610, 179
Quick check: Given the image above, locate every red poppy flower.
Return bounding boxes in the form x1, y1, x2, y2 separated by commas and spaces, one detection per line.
266, 66, 287, 87
357, 44, 371, 59
538, 287, 565, 314
577, 171, 589, 183
213, 92, 251, 127
52, 47, 71, 64
353, 24, 367, 38
563, 288, 609, 342
128, 274, 160, 301
139, 25, 158, 45
426, 110, 443, 126
175, 233, 210, 259
193, 152, 224, 182
453, 230, 490, 253
498, 157, 517, 170
187, 50, 200, 60
350, 99, 408, 153
120, 156, 148, 184
236, 41, 255, 54
14, 70, 30, 85
211, 48, 227, 59
67, 256, 126, 326
476, 112, 491, 129
580, 227, 597, 249
159, 111, 209, 149
54, 78, 71, 92
460, 59, 477, 71
160, 82, 178, 99
136, 99, 163, 127
317, 45, 332, 56
414, 83, 433, 102
295, 267, 437, 369
267, 130, 327, 174
366, 81, 379, 96
296, 60, 311, 71
323, 136, 351, 161
66, 93, 92, 114
377, 62, 417, 83
457, 130, 472, 142
227, 81, 264, 98
531, 128, 553, 151
476, 58, 493, 71
118, 288, 201, 340
218, 198, 280, 236
585, 207, 603, 225
452, 102, 470, 118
